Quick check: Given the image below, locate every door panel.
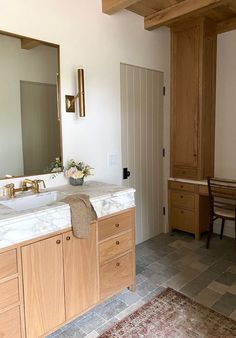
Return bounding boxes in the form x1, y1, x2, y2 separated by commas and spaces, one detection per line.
172, 26, 199, 168
63, 224, 98, 319
22, 235, 65, 338
121, 64, 164, 243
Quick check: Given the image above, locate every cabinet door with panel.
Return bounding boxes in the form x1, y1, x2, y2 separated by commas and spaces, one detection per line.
171, 24, 199, 177
21, 235, 65, 338
63, 223, 98, 319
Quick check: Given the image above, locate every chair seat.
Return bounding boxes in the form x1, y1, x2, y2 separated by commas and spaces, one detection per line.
214, 207, 235, 219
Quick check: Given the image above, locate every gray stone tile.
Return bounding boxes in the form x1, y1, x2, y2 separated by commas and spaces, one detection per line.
216, 272, 236, 286
94, 299, 127, 321
142, 286, 166, 302
95, 318, 119, 335
135, 279, 157, 297
212, 292, 236, 316
116, 289, 142, 306
208, 259, 232, 274
75, 312, 106, 334
180, 270, 220, 297
136, 253, 160, 268
135, 273, 147, 285
54, 327, 86, 338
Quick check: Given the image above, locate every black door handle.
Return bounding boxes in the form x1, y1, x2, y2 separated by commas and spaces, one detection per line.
123, 168, 131, 179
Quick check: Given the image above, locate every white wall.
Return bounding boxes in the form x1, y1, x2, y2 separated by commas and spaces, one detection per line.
215, 30, 236, 179
0, 0, 171, 228
0, 34, 58, 177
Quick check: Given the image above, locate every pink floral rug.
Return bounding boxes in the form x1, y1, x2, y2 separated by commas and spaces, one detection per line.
99, 288, 236, 337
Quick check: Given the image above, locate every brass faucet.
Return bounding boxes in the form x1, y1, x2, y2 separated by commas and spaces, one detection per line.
4, 179, 46, 198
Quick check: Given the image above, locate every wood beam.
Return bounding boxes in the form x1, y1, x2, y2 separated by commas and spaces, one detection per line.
102, 0, 140, 14
226, 0, 236, 13
217, 15, 236, 34
21, 38, 42, 50
144, 0, 225, 31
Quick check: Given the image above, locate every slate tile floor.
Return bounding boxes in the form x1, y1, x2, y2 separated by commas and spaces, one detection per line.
48, 231, 236, 338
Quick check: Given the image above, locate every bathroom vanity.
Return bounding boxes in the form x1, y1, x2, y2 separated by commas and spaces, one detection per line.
0, 181, 136, 338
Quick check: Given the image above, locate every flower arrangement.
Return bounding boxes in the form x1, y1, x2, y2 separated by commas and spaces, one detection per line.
44, 157, 63, 178
64, 159, 92, 183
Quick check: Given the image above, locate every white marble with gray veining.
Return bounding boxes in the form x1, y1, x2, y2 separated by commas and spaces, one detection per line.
0, 181, 135, 249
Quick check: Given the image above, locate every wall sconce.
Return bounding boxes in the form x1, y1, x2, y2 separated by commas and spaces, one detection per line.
65, 68, 85, 117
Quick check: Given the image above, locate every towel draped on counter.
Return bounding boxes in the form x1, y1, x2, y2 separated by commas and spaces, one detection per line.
62, 194, 97, 238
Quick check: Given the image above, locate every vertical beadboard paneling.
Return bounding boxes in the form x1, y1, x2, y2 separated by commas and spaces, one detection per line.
121, 64, 164, 244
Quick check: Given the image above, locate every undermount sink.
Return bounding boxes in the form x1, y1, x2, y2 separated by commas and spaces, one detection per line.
0, 191, 64, 212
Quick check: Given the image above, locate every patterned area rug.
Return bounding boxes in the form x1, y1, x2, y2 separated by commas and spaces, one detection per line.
99, 288, 236, 337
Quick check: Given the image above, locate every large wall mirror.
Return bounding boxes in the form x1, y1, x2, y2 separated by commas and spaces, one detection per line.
0, 31, 62, 180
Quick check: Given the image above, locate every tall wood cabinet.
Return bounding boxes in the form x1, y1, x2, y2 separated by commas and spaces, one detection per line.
171, 18, 217, 180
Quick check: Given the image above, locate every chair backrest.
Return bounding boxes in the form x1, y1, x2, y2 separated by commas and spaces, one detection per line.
207, 177, 236, 215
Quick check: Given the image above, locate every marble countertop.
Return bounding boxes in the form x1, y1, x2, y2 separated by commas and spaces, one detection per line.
0, 181, 135, 250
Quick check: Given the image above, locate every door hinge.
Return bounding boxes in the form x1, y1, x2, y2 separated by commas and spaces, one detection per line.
163, 86, 166, 96
163, 207, 166, 216
162, 148, 165, 157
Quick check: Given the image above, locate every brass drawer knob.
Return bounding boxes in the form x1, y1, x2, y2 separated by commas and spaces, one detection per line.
180, 210, 184, 214
56, 239, 61, 244
180, 195, 183, 199
180, 185, 184, 188
116, 262, 120, 267
115, 224, 120, 228
66, 236, 71, 241
116, 241, 120, 245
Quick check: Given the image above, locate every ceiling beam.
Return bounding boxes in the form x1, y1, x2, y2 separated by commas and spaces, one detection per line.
144, 0, 225, 31
217, 15, 236, 34
226, 0, 236, 13
21, 38, 42, 50
102, 0, 140, 14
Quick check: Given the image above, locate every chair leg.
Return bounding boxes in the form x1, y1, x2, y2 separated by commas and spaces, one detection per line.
220, 219, 225, 240
206, 220, 214, 249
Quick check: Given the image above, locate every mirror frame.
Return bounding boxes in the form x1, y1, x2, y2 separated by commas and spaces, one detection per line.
0, 30, 63, 180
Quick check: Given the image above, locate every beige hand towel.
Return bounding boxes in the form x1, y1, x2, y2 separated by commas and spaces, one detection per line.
62, 194, 97, 238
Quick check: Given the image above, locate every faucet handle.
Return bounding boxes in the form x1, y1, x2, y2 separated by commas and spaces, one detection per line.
4, 183, 15, 198
35, 179, 46, 191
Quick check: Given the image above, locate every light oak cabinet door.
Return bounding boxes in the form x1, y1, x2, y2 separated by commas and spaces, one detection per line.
171, 19, 216, 180
22, 235, 65, 338
172, 25, 199, 173
63, 224, 98, 320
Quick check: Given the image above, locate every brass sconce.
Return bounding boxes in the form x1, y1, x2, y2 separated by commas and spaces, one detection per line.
65, 68, 85, 117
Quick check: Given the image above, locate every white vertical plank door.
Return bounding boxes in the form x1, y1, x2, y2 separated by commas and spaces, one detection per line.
121, 63, 164, 244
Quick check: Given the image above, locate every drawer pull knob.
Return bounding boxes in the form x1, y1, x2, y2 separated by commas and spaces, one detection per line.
115, 224, 120, 228
180, 211, 184, 214
180, 195, 183, 199
56, 239, 61, 244
116, 262, 120, 267
116, 241, 120, 245
180, 185, 184, 188
66, 236, 71, 241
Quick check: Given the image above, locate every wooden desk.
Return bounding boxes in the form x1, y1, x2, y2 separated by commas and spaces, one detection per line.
168, 180, 209, 240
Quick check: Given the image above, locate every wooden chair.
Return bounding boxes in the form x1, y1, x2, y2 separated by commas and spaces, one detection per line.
207, 177, 236, 249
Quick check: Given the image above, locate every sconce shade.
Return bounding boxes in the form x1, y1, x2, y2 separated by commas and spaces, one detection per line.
77, 68, 85, 117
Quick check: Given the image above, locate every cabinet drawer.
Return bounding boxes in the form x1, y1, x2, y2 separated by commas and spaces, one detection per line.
170, 191, 195, 210
100, 253, 133, 300
0, 306, 21, 338
98, 211, 134, 241
173, 167, 198, 180
170, 207, 195, 233
0, 250, 17, 280
169, 181, 195, 192
0, 278, 19, 310
99, 231, 133, 264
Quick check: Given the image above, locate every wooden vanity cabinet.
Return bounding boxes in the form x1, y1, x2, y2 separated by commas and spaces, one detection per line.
22, 235, 65, 338
171, 18, 216, 180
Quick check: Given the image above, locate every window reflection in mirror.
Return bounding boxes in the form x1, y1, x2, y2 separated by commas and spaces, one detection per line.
0, 32, 62, 179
